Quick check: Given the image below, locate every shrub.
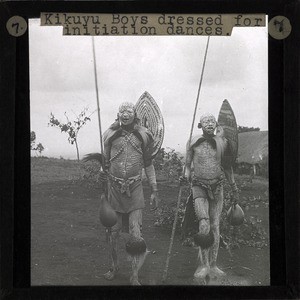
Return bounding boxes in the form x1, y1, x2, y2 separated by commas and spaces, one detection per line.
80, 161, 103, 189
154, 147, 184, 183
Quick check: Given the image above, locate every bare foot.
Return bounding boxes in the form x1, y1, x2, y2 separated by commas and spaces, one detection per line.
194, 266, 210, 280
210, 266, 226, 278
193, 277, 207, 285
103, 267, 119, 281
130, 276, 141, 286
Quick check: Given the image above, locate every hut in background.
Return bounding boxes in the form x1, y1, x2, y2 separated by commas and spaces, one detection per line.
236, 131, 268, 176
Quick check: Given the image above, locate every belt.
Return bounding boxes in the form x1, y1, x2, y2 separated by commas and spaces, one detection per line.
109, 174, 141, 197
191, 174, 224, 200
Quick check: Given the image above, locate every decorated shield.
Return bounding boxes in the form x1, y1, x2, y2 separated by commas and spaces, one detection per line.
135, 91, 164, 157
217, 99, 238, 164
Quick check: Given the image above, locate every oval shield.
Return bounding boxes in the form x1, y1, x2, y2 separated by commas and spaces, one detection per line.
135, 91, 164, 157
217, 99, 238, 164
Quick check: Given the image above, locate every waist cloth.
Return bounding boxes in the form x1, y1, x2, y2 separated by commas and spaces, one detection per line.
181, 174, 224, 238
191, 174, 224, 201
108, 173, 144, 213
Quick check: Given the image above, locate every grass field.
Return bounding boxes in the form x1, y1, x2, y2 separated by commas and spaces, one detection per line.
31, 157, 270, 286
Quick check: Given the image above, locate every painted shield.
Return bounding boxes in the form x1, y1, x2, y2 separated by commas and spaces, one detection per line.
135, 91, 164, 157
217, 99, 238, 164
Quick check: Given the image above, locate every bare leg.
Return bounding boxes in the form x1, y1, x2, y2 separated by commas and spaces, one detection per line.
104, 214, 121, 280
130, 252, 147, 286
128, 209, 146, 285
209, 186, 225, 277
193, 197, 210, 281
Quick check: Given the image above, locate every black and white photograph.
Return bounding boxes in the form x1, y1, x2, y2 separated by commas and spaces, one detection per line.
29, 16, 269, 286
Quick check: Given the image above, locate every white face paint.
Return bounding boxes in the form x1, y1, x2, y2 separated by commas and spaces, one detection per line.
118, 107, 135, 126
200, 115, 217, 135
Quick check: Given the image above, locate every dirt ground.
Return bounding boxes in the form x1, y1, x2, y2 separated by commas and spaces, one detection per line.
31, 158, 270, 286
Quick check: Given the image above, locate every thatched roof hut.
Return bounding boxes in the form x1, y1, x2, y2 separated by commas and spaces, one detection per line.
237, 131, 268, 164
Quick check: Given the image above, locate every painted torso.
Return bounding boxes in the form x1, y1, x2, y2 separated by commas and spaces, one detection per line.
192, 140, 223, 180
109, 130, 143, 179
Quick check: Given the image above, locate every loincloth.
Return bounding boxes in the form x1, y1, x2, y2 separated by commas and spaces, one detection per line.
191, 175, 224, 201
111, 209, 143, 234
108, 174, 144, 213
181, 175, 224, 238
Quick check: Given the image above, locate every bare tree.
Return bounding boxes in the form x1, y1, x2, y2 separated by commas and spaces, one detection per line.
48, 107, 91, 161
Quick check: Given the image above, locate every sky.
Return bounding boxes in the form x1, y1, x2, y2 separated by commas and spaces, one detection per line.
29, 18, 268, 159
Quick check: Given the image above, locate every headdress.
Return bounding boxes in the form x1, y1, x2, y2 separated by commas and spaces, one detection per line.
118, 102, 136, 113
198, 113, 216, 128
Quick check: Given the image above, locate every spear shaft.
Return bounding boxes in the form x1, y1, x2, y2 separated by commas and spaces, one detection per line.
162, 36, 210, 283
92, 36, 104, 156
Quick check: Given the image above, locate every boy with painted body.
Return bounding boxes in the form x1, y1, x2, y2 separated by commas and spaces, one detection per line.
182, 113, 239, 282
102, 102, 158, 285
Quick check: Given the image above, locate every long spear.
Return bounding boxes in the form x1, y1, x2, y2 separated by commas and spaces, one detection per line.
91, 37, 117, 244
92, 36, 104, 156
162, 36, 211, 283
